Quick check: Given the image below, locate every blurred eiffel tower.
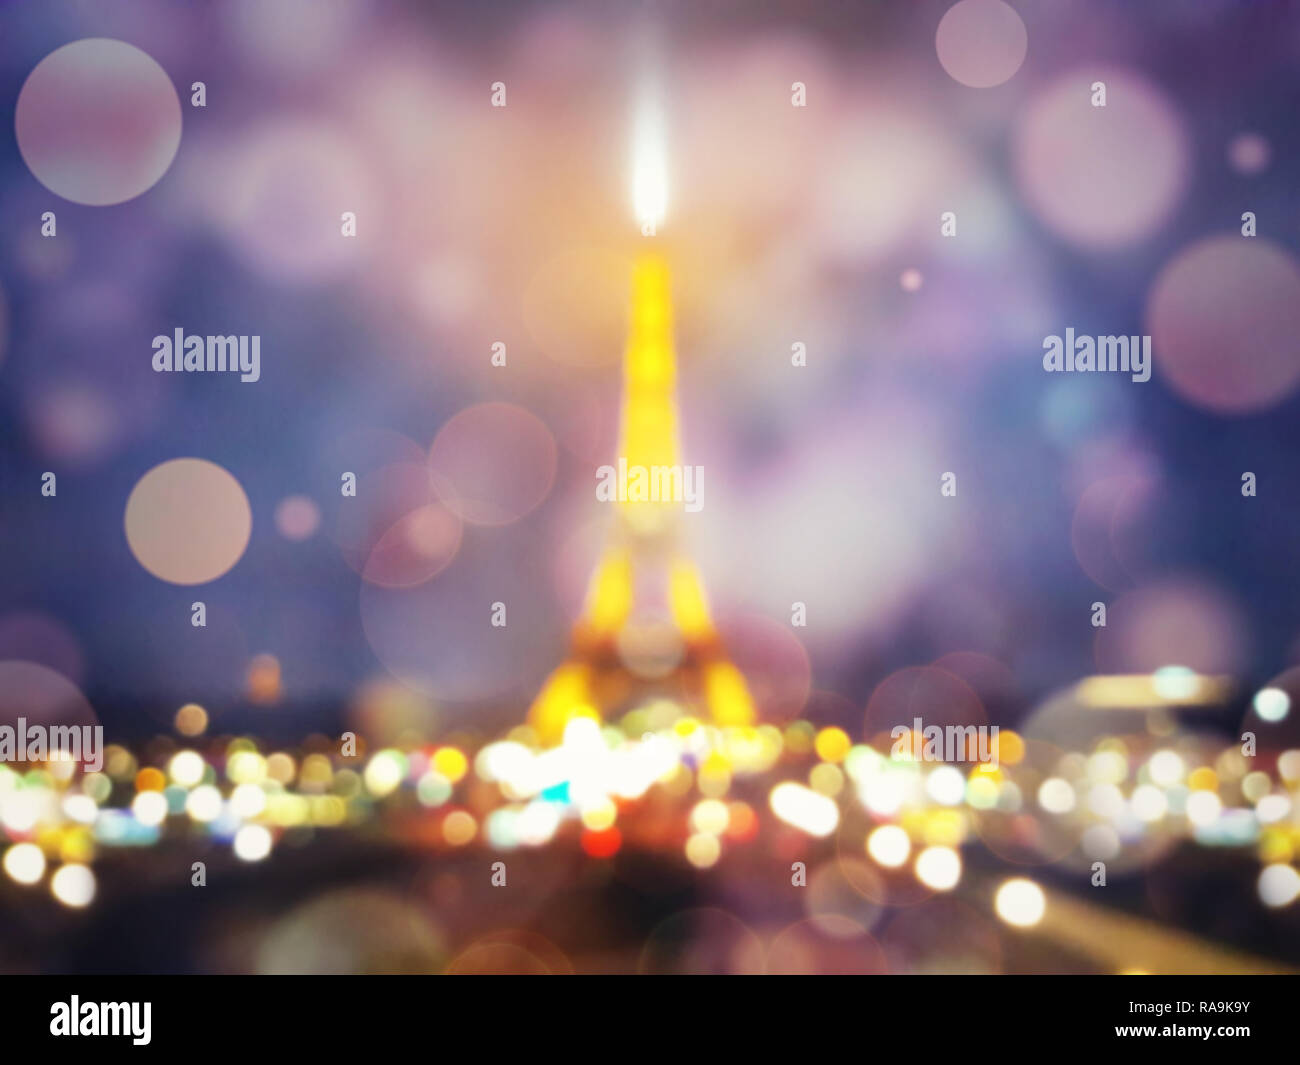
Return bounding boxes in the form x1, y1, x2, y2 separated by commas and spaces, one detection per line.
528, 254, 756, 744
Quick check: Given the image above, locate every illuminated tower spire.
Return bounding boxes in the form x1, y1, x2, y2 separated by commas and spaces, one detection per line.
527, 81, 756, 745
527, 251, 757, 745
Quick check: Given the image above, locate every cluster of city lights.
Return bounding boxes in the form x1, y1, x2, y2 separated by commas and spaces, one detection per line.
4, 688, 1300, 932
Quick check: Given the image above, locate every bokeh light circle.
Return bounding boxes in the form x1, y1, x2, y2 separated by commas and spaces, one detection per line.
125, 459, 252, 585
51, 863, 96, 907
1094, 577, 1247, 676
274, 495, 321, 541
363, 501, 462, 588
428, 403, 558, 526
863, 665, 988, 745
1014, 69, 1188, 249
0, 661, 99, 753
334, 459, 446, 581
1240, 666, 1300, 751
935, 0, 1028, 89
16, 39, 181, 206
0, 612, 85, 684
1227, 132, 1270, 175
1147, 236, 1300, 413
994, 877, 1047, 927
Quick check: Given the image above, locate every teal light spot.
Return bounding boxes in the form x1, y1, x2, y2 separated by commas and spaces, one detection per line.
541, 781, 570, 803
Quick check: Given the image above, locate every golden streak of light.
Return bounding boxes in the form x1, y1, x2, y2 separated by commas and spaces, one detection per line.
582, 549, 633, 637
1025, 887, 1296, 974
704, 660, 755, 728
1075, 673, 1233, 709
668, 558, 713, 641
527, 663, 600, 747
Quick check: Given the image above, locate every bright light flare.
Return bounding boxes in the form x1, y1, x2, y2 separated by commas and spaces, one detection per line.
770, 781, 839, 837
995, 877, 1047, 927
51, 863, 96, 907
915, 845, 962, 890
866, 824, 911, 868
1258, 863, 1300, 907
3, 842, 46, 885
632, 90, 667, 232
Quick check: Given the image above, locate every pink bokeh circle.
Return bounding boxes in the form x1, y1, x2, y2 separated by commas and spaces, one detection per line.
16, 38, 181, 206
1014, 69, 1188, 249
428, 403, 558, 526
1147, 236, 1300, 413
935, 0, 1028, 89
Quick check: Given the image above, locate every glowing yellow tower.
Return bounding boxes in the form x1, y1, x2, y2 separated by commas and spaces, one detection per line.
527, 250, 757, 745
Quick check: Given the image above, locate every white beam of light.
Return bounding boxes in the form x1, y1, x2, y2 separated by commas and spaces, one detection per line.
632, 89, 668, 233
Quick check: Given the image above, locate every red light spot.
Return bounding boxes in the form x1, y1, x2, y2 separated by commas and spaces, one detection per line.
581, 826, 622, 858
